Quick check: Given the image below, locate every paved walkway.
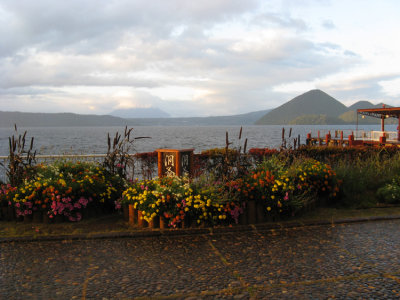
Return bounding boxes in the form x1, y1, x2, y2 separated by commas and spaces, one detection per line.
1, 220, 400, 299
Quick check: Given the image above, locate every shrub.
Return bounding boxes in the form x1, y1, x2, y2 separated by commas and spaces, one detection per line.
377, 176, 400, 204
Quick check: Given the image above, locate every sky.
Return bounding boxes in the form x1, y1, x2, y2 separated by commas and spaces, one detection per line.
1, 0, 400, 117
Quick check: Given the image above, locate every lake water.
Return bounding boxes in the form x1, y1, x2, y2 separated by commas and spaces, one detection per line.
0, 124, 396, 156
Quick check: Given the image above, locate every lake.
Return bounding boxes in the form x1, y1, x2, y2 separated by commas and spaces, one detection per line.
0, 124, 395, 156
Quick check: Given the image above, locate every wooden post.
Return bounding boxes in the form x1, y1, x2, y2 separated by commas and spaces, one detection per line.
398, 118, 400, 142
348, 134, 354, 146
128, 204, 135, 225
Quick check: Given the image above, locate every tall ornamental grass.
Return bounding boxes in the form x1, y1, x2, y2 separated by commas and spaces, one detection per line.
332, 152, 400, 207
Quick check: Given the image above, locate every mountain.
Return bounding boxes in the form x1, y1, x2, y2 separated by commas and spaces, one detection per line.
255, 90, 394, 125
256, 90, 348, 125
348, 100, 383, 110
289, 114, 346, 125
123, 109, 271, 126
0, 111, 126, 127
110, 107, 170, 118
338, 101, 396, 125
0, 109, 271, 127
339, 101, 379, 124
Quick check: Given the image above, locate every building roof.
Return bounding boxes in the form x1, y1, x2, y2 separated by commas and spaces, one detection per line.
357, 107, 400, 119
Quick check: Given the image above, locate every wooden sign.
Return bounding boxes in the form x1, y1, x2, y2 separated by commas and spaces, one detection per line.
156, 149, 194, 177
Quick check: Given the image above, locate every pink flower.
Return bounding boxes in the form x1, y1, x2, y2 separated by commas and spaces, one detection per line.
114, 201, 121, 210
284, 192, 289, 201
79, 197, 88, 207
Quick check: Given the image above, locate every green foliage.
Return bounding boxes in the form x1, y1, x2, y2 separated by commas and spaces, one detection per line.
289, 114, 344, 125
377, 176, 400, 204
332, 152, 400, 207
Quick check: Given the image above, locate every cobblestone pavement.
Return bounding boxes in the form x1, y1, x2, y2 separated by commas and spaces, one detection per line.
1, 220, 400, 299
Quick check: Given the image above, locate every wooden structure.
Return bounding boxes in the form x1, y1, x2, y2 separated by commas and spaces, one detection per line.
306, 105, 400, 147
357, 105, 400, 143
156, 149, 194, 177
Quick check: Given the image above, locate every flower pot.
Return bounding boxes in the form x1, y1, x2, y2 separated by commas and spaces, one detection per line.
247, 200, 257, 224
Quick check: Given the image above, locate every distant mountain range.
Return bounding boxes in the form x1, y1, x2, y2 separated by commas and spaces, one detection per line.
110, 107, 170, 118
255, 89, 392, 125
0, 89, 393, 127
0, 109, 271, 127
0, 111, 125, 127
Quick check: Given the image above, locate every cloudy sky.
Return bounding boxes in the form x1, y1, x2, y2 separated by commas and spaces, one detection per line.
1, 0, 400, 117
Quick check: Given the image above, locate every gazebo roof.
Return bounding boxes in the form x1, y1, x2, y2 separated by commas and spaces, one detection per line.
357, 107, 400, 119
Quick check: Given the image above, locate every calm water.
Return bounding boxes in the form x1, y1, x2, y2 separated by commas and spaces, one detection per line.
0, 124, 395, 156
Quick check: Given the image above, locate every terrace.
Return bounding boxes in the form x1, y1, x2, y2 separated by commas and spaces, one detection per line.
306, 105, 400, 147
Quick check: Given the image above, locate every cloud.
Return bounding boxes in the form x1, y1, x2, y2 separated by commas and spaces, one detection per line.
0, 0, 399, 116
321, 19, 335, 30
379, 77, 400, 97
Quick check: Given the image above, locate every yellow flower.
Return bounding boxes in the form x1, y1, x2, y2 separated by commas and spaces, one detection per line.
267, 207, 271, 211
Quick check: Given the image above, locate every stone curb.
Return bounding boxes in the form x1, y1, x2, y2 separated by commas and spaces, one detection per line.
1, 215, 400, 244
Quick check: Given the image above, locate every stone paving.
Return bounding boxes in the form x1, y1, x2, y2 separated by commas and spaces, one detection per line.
1, 220, 400, 299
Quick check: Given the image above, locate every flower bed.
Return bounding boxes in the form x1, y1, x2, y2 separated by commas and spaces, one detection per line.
120, 176, 243, 228
0, 161, 124, 222
118, 158, 341, 228
1, 149, 343, 226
